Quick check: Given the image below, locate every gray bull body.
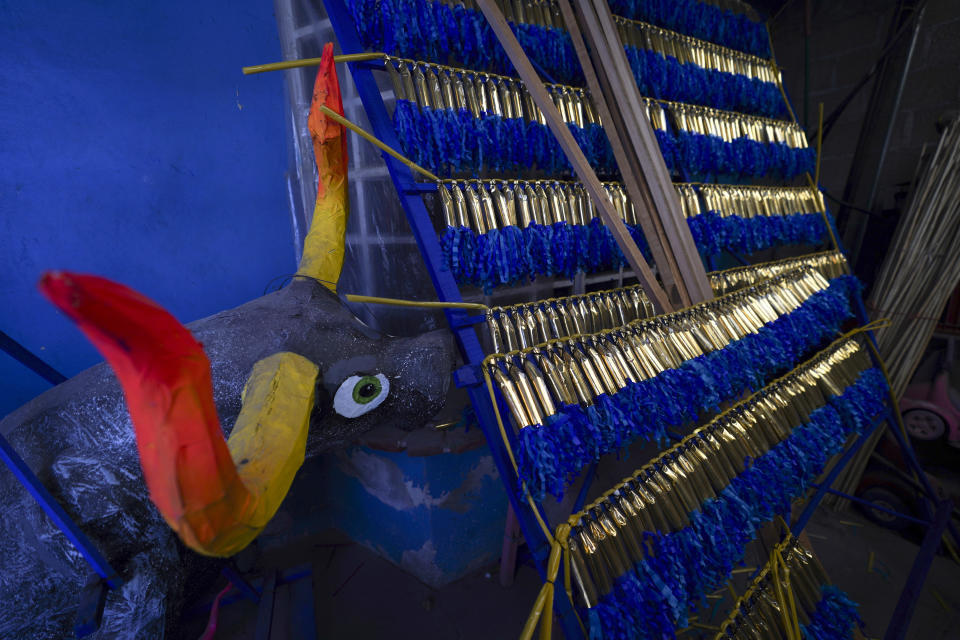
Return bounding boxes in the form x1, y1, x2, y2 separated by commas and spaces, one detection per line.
0, 279, 453, 638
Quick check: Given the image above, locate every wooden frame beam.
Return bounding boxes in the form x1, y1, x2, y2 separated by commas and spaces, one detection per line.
474, 0, 673, 313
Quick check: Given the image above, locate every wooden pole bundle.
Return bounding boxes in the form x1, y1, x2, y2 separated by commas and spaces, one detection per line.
829, 116, 960, 506
473, 0, 673, 313
559, 0, 714, 307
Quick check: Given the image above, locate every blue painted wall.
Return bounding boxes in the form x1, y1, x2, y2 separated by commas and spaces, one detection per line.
0, 1, 294, 416
257, 443, 508, 587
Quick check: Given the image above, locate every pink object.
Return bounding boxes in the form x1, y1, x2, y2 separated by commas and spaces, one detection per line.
900, 369, 960, 447
198, 583, 234, 640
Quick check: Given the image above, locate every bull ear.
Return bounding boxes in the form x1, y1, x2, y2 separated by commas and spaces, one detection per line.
41, 271, 319, 557
296, 42, 348, 292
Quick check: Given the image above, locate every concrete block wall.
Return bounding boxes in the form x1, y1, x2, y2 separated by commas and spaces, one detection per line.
769, 0, 960, 213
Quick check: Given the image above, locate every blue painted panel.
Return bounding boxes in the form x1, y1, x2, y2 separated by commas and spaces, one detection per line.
261, 443, 508, 587
0, 1, 293, 416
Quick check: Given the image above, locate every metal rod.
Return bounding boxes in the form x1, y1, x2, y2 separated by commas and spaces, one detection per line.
242, 52, 385, 74
318, 106, 441, 182
809, 484, 931, 526
864, 3, 925, 215
221, 565, 261, 603
0, 329, 67, 385
883, 500, 952, 640
344, 293, 488, 310
792, 414, 882, 534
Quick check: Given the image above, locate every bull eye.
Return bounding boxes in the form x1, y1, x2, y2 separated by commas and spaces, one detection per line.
334, 374, 389, 418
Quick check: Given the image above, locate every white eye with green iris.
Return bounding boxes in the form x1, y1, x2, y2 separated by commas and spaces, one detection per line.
333, 374, 389, 418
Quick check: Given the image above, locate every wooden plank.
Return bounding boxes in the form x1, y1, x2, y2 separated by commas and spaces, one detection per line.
474, 0, 672, 313
564, 0, 682, 285
580, 0, 714, 303
553, 0, 689, 307
585, 0, 710, 303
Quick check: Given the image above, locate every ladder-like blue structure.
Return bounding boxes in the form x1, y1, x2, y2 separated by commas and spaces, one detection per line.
318, 1, 960, 637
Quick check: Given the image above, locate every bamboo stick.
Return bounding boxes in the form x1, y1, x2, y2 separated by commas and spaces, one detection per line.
828, 117, 960, 507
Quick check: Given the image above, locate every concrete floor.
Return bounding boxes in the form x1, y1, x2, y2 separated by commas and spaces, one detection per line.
179, 503, 960, 640
804, 507, 960, 640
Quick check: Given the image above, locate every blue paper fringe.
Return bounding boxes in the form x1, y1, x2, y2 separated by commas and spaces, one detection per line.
394, 97, 811, 181
392, 99, 616, 179
802, 585, 864, 640
517, 275, 860, 502
441, 219, 644, 292
625, 46, 785, 118
582, 367, 888, 639
609, 0, 771, 58
688, 211, 828, 256
346, 0, 583, 84
348, 0, 770, 91
671, 129, 816, 182
442, 209, 820, 291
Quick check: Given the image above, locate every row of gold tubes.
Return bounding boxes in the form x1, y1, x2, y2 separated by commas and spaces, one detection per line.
487, 267, 831, 429
652, 97, 807, 147
678, 184, 825, 219
484, 0, 777, 83
487, 284, 656, 354
388, 55, 804, 148
710, 251, 849, 295
715, 534, 833, 639
387, 57, 595, 127
614, 15, 778, 83
438, 180, 826, 233
491, 0, 564, 29
564, 337, 870, 609
437, 180, 633, 231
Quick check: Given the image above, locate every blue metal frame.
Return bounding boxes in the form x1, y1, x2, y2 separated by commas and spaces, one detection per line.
0, 329, 67, 385
884, 499, 953, 640
317, 3, 960, 634
322, 2, 584, 637
809, 484, 931, 527
792, 412, 886, 535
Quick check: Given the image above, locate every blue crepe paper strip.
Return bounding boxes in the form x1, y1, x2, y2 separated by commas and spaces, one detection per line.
441, 218, 638, 292
625, 46, 785, 118
442, 205, 824, 291
670, 129, 815, 181
516, 275, 860, 502
582, 367, 888, 640
391, 99, 617, 179
395, 96, 808, 183
688, 211, 828, 256
346, 0, 582, 84
349, 0, 772, 78
609, 0, 771, 58
802, 585, 864, 640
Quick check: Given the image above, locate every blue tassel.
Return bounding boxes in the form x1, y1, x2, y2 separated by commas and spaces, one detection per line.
514, 276, 861, 499
551, 222, 577, 279
624, 44, 785, 118
666, 129, 813, 181
802, 585, 863, 639
587, 607, 605, 640
500, 225, 528, 286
